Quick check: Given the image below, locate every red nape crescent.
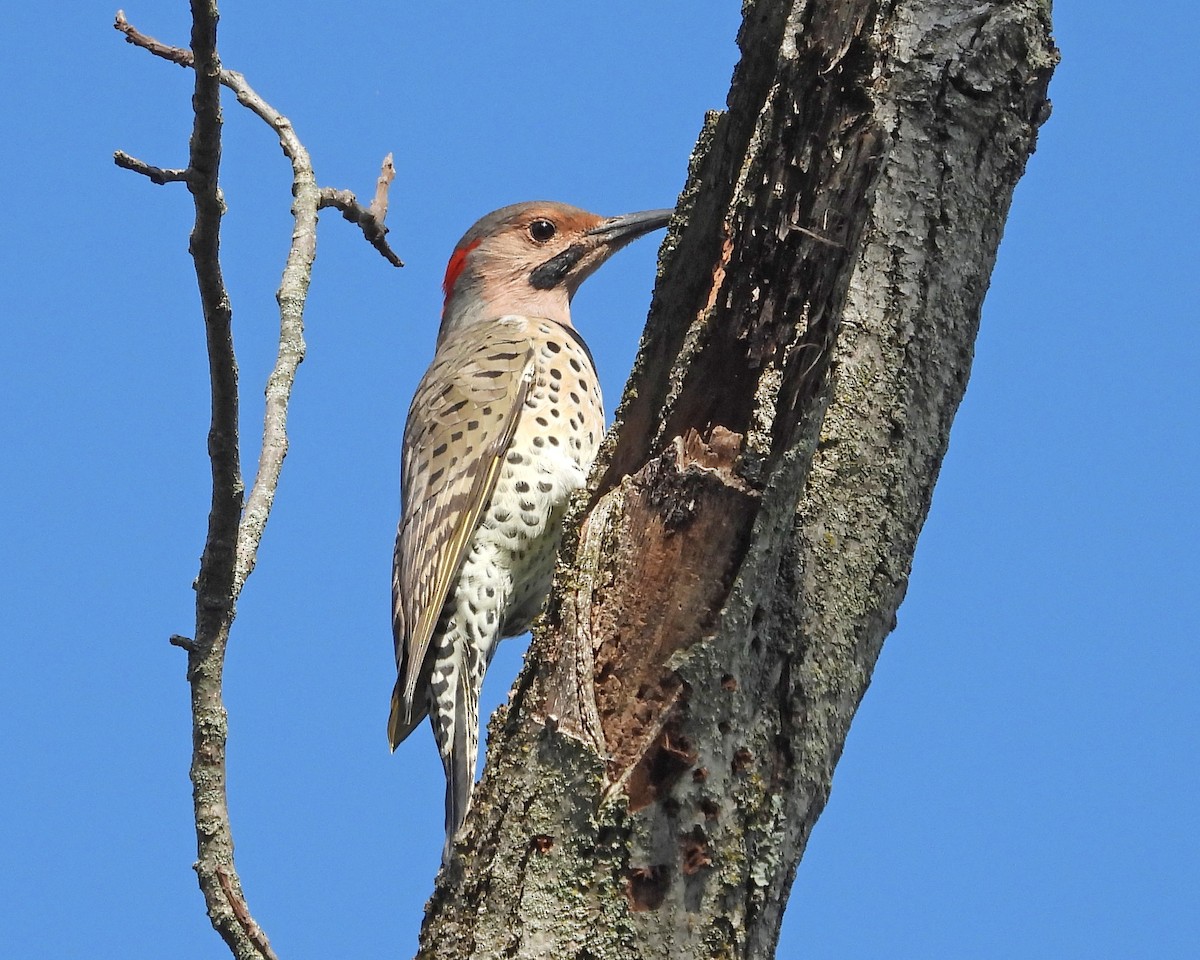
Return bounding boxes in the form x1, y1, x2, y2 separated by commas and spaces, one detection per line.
442, 238, 481, 310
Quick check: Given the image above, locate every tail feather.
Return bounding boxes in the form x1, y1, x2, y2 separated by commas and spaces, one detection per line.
441, 678, 479, 861
387, 678, 429, 750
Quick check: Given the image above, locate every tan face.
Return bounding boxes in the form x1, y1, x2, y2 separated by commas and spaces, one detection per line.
438, 201, 672, 339
470, 204, 609, 300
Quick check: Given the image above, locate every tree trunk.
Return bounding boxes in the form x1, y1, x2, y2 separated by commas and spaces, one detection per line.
418, 1, 1056, 957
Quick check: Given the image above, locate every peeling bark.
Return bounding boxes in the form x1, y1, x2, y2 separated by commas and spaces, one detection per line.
419, 1, 1057, 957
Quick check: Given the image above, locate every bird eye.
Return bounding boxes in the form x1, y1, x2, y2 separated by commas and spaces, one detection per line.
528, 219, 557, 243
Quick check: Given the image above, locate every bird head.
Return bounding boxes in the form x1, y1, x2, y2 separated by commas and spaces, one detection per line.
437, 201, 672, 342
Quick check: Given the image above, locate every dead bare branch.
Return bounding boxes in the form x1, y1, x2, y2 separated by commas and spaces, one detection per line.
114, 4, 403, 957
114, 9, 193, 67
369, 152, 396, 222
113, 150, 190, 184
319, 180, 405, 268
114, 13, 404, 274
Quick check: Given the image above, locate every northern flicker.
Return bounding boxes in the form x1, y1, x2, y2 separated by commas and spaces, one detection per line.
390, 200, 671, 855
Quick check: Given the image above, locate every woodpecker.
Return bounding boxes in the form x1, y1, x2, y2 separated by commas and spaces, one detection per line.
390, 200, 671, 856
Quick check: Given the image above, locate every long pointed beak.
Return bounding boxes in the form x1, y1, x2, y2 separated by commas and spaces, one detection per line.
585, 208, 674, 246
529, 207, 674, 293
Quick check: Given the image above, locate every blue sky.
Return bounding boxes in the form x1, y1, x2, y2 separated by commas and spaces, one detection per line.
1, 3, 1196, 957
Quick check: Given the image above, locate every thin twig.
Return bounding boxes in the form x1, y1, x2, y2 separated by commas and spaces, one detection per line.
319, 185, 405, 268
220, 71, 402, 267
369, 152, 395, 222
113, 150, 190, 184
114, 10, 193, 67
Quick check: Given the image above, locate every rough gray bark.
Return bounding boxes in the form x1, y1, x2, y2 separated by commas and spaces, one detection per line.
418, 1, 1056, 958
